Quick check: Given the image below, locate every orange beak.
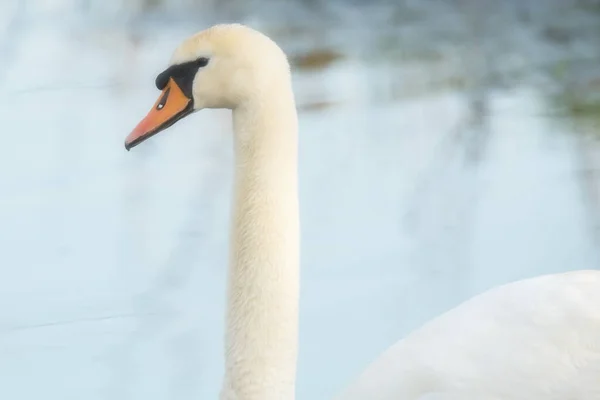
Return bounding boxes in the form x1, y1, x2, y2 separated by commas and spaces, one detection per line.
125, 77, 193, 150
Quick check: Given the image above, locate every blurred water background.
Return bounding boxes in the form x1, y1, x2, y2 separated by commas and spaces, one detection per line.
0, 0, 599, 399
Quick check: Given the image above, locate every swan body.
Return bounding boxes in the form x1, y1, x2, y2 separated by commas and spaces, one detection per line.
337, 270, 600, 400
124, 23, 600, 400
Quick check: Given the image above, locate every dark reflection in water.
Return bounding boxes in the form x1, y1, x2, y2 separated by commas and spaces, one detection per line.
0, 1, 599, 399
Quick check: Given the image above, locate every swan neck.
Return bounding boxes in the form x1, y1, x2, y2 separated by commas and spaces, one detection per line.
221, 86, 299, 400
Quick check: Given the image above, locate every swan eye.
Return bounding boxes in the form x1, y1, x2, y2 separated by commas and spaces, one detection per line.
197, 57, 209, 67
155, 57, 210, 95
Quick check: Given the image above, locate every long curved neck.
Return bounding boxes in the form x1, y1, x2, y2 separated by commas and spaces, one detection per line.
220, 84, 300, 400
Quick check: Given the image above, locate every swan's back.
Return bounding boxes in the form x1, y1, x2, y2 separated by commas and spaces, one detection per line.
338, 270, 600, 400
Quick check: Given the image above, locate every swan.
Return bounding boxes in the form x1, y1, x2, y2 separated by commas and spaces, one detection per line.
124, 23, 600, 400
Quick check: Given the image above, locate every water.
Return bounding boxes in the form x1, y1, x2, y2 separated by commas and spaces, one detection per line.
0, 1, 599, 399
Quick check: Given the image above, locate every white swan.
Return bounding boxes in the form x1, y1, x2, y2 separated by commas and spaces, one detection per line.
124, 24, 600, 400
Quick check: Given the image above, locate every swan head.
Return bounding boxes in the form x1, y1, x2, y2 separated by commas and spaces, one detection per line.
125, 23, 291, 150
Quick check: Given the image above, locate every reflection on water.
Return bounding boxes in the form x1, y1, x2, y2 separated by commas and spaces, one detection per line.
0, 1, 599, 399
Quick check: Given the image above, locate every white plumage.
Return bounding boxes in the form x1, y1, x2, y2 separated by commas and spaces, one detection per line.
338, 270, 600, 399
125, 23, 600, 400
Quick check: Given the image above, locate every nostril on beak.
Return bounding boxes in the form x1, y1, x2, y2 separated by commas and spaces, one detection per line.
156, 87, 171, 111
